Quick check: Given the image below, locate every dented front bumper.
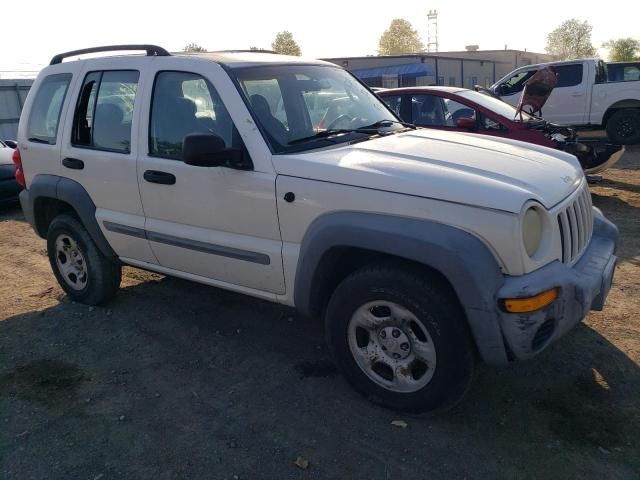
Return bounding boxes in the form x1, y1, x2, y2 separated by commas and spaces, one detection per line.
496, 208, 618, 360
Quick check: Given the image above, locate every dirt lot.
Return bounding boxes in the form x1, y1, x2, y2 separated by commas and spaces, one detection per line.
1, 146, 639, 479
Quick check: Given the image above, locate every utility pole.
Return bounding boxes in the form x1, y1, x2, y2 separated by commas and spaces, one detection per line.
427, 10, 439, 53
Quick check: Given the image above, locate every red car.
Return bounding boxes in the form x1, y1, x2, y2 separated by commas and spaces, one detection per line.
377, 86, 623, 174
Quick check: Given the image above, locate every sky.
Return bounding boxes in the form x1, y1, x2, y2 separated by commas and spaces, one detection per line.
1, 0, 639, 77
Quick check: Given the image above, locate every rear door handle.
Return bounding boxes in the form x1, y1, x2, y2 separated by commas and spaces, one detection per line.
62, 157, 84, 170
144, 170, 176, 185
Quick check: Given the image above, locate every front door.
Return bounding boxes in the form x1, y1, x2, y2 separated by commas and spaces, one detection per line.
498, 64, 588, 125
136, 60, 285, 295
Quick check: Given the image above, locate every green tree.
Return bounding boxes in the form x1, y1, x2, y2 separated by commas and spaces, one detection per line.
183, 43, 206, 53
271, 31, 302, 56
378, 19, 424, 55
603, 38, 640, 62
545, 19, 596, 60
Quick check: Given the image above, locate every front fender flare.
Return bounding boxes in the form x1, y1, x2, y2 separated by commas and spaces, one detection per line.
294, 212, 509, 365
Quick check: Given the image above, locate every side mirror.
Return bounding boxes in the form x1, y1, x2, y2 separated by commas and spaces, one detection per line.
183, 133, 242, 168
496, 83, 509, 95
456, 117, 476, 130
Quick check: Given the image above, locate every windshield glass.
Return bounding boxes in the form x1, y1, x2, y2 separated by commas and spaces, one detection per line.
457, 90, 534, 122
230, 65, 403, 152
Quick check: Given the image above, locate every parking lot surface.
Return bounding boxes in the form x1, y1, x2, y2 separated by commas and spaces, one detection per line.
1, 147, 639, 479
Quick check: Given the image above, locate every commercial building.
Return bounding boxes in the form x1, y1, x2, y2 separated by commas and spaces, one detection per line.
323, 49, 556, 90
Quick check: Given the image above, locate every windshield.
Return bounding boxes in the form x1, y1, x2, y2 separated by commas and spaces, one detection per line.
230, 65, 403, 153
457, 90, 534, 122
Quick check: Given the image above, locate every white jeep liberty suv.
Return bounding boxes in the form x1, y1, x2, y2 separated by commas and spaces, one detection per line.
15, 45, 618, 413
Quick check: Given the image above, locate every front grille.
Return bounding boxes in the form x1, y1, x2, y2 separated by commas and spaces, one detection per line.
532, 318, 555, 351
557, 185, 593, 264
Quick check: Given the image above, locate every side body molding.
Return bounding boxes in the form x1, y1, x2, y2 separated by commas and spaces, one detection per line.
293, 212, 509, 365
20, 174, 117, 258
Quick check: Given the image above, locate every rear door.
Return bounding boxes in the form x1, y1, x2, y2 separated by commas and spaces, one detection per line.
136, 57, 284, 295
18, 66, 80, 184
59, 58, 157, 263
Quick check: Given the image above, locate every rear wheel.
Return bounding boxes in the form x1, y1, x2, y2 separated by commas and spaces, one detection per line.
606, 109, 640, 144
325, 264, 475, 413
47, 214, 121, 305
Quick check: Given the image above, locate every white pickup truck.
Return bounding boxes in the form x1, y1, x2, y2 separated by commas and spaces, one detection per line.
492, 59, 640, 144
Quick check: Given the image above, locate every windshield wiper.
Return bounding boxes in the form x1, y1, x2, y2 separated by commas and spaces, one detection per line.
288, 128, 376, 146
360, 119, 417, 130
288, 119, 416, 146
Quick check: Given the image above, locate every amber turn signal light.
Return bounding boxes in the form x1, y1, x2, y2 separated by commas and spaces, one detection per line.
502, 287, 559, 313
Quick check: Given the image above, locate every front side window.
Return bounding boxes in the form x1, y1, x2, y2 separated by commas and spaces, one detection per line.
499, 70, 535, 95
230, 65, 402, 153
27, 73, 72, 145
412, 95, 447, 126
149, 71, 240, 160
380, 95, 402, 118
73, 70, 139, 153
551, 64, 583, 88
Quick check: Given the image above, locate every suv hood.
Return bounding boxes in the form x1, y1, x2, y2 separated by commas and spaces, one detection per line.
272, 128, 583, 213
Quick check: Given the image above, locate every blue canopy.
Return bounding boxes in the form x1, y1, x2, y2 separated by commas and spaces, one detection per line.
351, 63, 435, 79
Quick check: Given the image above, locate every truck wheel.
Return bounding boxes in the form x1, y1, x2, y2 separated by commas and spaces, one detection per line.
325, 264, 475, 413
47, 214, 121, 305
606, 109, 640, 144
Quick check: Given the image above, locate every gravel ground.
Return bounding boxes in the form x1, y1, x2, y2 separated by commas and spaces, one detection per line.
1, 146, 639, 479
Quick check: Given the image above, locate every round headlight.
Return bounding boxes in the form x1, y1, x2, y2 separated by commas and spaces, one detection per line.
522, 207, 543, 257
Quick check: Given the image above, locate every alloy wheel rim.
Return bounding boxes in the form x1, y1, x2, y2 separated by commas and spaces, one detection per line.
347, 300, 437, 393
55, 234, 88, 291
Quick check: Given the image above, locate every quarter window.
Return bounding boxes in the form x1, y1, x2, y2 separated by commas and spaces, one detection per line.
27, 73, 72, 145
149, 71, 239, 160
72, 70, 139, 153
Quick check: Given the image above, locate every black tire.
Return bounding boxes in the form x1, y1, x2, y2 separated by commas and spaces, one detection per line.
606, 109, 640, 145
325, 264, 475, 413
47, 213, 121, 305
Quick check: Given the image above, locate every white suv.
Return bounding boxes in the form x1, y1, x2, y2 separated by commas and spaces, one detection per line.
16, 45, 618, 413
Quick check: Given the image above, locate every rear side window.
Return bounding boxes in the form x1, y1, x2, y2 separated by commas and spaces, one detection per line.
27, 73, 72, 145
552, 64, 583, 88
72, 70, 139, 153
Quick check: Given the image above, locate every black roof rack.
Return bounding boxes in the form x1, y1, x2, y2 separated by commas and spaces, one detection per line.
50, 44, 170, 65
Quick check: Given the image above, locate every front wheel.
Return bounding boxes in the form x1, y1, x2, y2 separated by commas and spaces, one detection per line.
47, 214, 121, 305
606, 109, 640, 144
325, 264, 475, 413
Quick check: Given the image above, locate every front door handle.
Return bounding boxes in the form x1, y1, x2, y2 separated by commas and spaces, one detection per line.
144, 170, 176, 185
62, 157, 84, 170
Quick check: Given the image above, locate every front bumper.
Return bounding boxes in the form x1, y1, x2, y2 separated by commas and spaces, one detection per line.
495, 208, 618, 360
